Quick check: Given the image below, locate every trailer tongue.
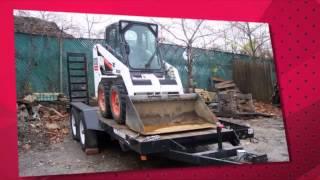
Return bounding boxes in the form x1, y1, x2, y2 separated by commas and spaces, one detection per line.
126, 94, 216, 135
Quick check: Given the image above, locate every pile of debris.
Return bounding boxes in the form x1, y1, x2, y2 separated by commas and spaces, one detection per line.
254, 101, 282, 118
41, 104, 70, 144
216, 91, 255, 114
17, 93, 70, 152
208, 77, 274, 119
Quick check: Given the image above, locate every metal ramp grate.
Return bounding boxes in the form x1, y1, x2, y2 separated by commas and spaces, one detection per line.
67, 53, 89, 105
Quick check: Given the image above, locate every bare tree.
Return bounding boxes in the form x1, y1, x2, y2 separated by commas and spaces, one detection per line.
55, 17, 80, 36
219, 27, 240, 54
38, 11, 55, 21
82, 14, 115, 39
153, 19, 220, 92
84, 14, 103, 39
227, 22, 272, 59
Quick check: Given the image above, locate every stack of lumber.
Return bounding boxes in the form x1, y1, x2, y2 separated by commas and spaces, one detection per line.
209, 77, 262, 118
212, 77, 240, 93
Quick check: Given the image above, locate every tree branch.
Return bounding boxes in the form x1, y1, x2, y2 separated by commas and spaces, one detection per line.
189, 20, 204, 42
181, 19, 190, 40
153, 19, 188, 44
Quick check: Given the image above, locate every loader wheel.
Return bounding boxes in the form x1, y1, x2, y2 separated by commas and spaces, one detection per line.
78, 112, 98, 152
98, 80, 112, 118
109, 84, 126, 124
70, 108, 80, 141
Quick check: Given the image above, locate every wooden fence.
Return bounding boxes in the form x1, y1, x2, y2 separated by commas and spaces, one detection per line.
232, 60, 275, 102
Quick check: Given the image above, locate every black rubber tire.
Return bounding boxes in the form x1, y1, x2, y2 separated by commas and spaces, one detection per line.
70, 108, 80, 141
109, 81, 127, 124
78, 112, 98, 151
98, 79, 112, 118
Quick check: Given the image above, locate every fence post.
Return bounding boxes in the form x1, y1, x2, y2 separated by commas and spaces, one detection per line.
59, 33, 63, 93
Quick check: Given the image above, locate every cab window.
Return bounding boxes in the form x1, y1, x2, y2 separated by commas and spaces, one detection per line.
105, 26, 122, 59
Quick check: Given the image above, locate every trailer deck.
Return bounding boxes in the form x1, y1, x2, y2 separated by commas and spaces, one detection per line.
70, 102, 267, 165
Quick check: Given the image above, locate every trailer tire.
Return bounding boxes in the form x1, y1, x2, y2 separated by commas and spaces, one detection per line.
109, 83, 126, 124
70, 108, 80, 141
78, 112, 99, 151
98, 80, 112, 118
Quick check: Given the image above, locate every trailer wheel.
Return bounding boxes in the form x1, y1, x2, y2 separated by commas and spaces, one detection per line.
78, 112, 99, 152
98, 80, 112, 118
70, 108, 80, 141
109, 84, 126, 124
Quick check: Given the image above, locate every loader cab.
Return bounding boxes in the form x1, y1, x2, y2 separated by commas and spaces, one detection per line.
105, 21, 164, 72
105, 23, 123, 61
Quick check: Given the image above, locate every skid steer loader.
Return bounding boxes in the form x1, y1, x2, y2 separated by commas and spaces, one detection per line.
93, 20, 217, 135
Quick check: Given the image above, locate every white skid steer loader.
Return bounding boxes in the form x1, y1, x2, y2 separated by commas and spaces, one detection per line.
93, 20, 217, 135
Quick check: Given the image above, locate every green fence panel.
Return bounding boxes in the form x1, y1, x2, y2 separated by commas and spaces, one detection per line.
15, 33, 60, 98
160, 44, 252, 89
15, 33, 273, 99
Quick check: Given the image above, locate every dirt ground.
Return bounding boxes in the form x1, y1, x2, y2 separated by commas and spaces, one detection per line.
220, 117, 289, 162
18, 134, 190, 177
18, 113, 289, 177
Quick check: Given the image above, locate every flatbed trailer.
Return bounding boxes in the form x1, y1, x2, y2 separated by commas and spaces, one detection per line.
70, 102, 267, 165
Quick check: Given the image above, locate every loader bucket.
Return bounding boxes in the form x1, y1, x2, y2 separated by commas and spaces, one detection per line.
126, 94, 217, 135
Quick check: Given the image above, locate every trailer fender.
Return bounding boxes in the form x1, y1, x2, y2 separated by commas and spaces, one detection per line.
71, 102, 104, 131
